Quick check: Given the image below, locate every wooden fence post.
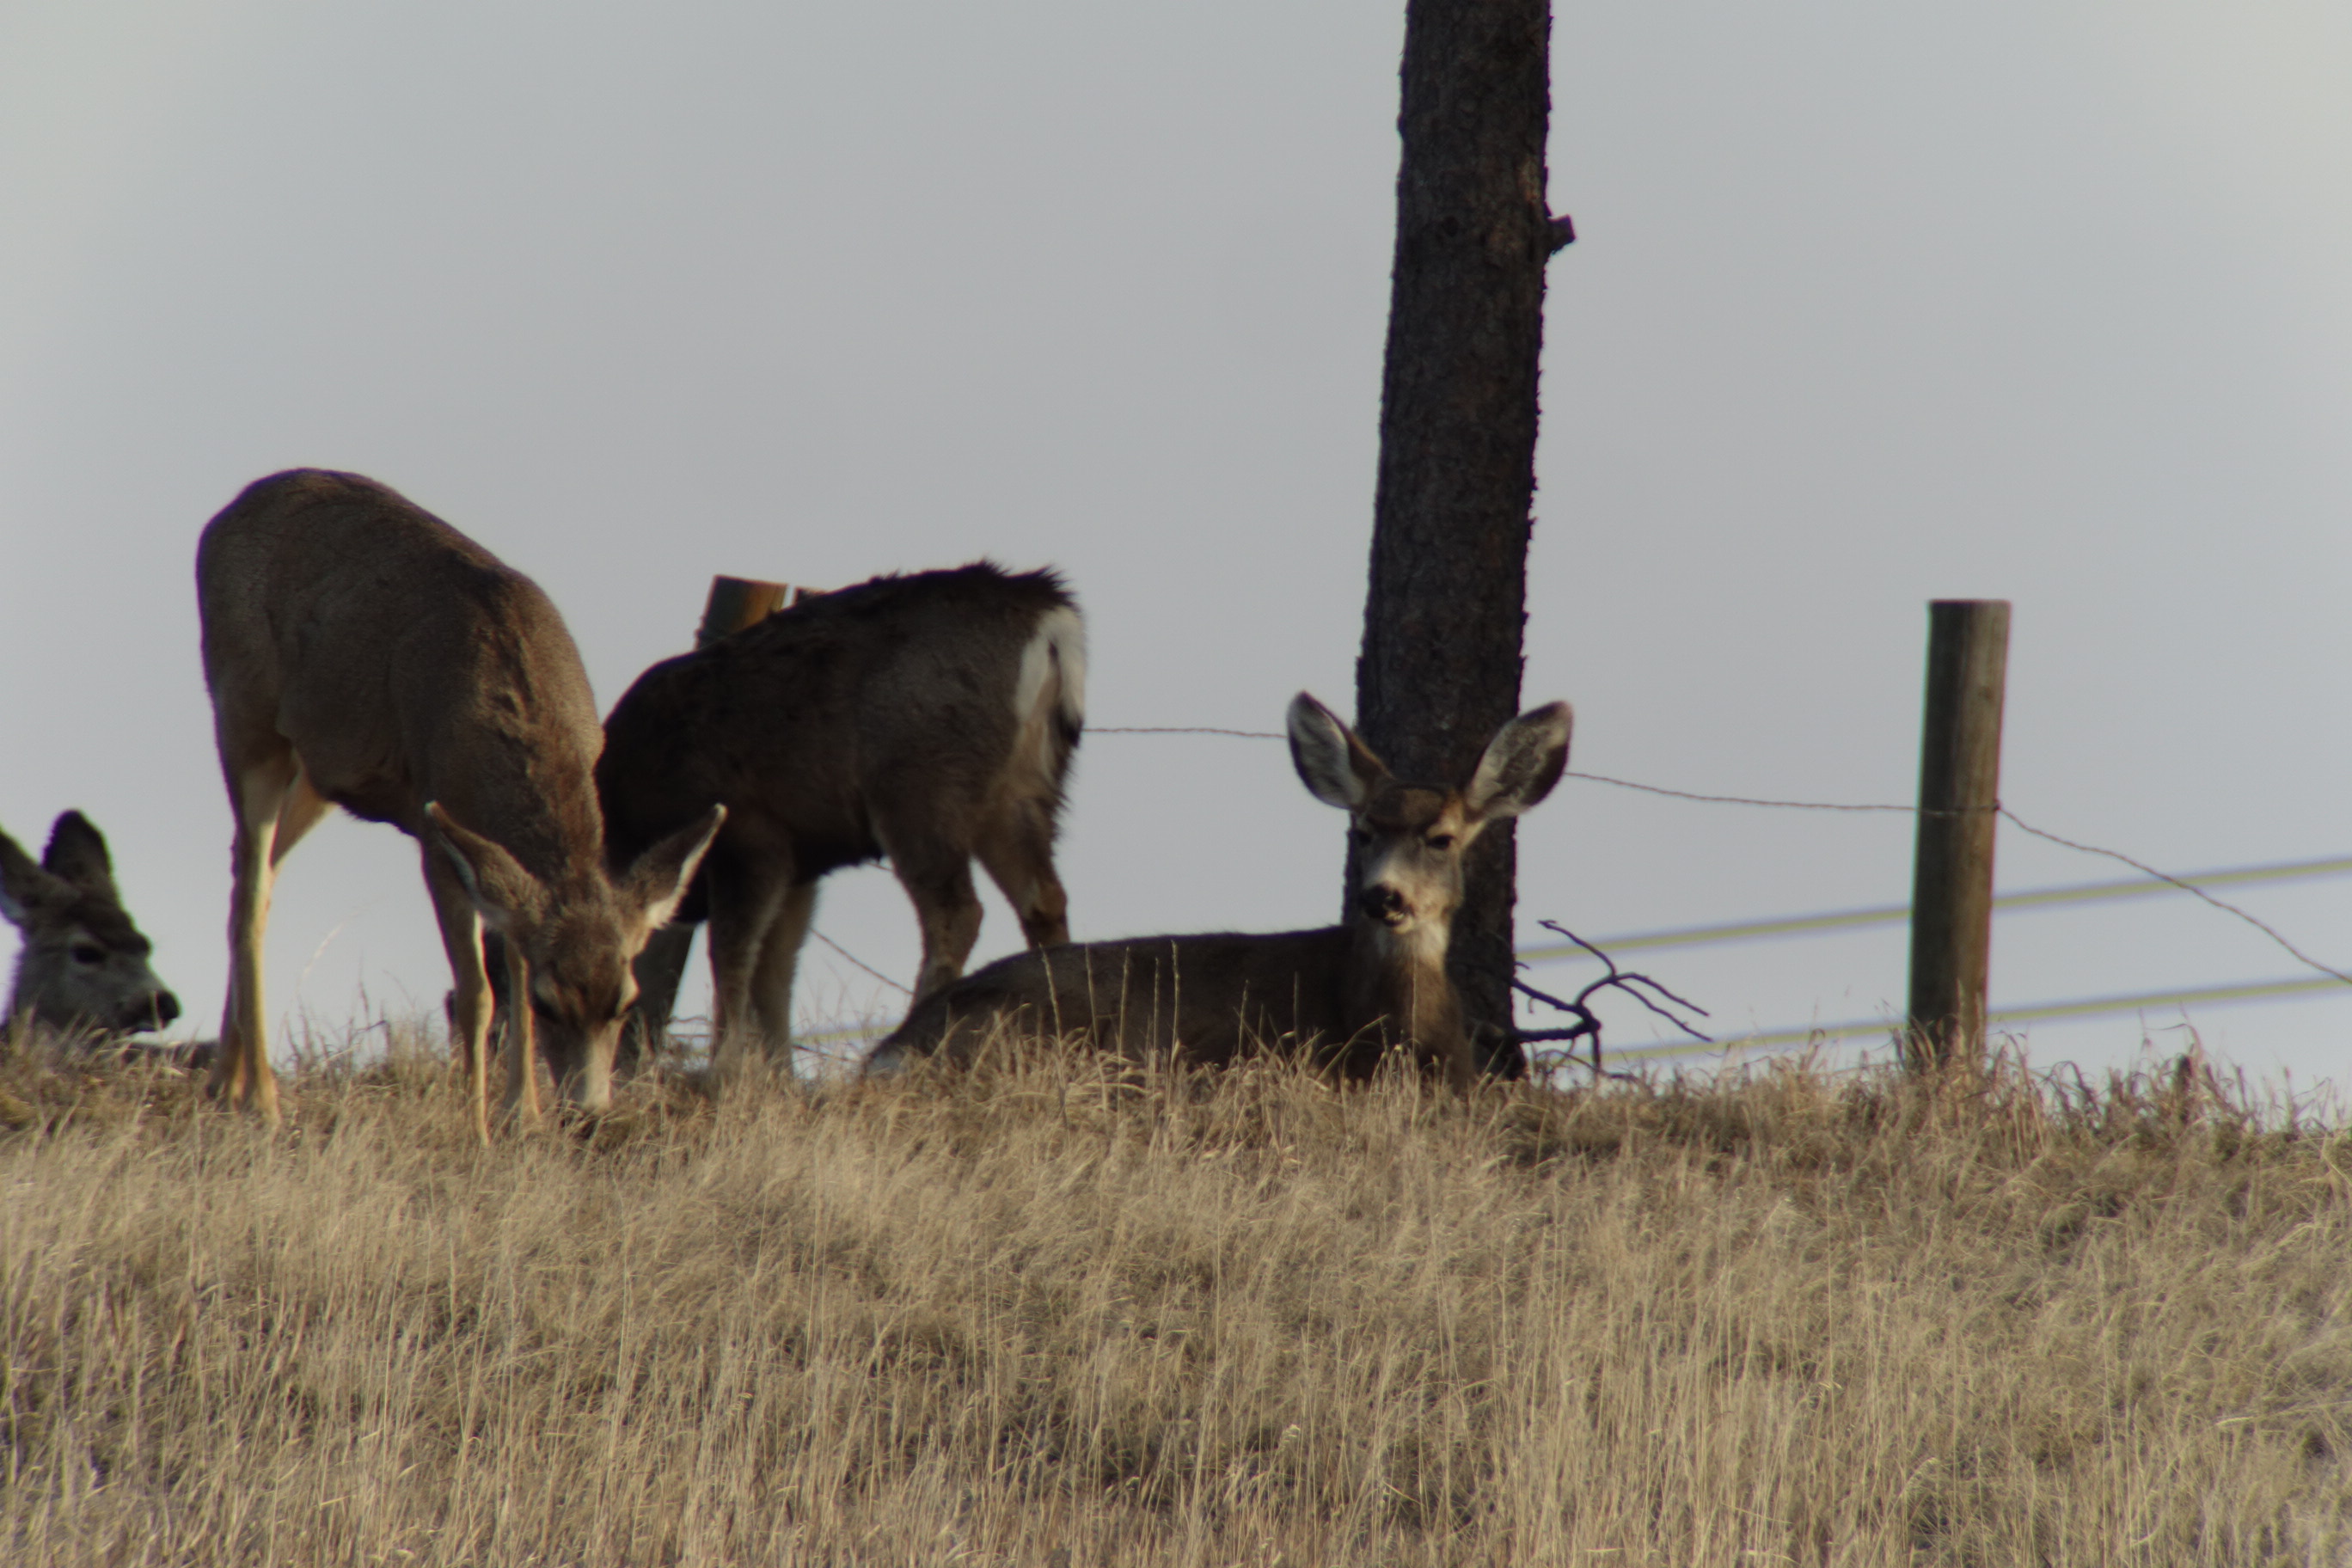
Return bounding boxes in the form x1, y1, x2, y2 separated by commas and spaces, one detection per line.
619, 575, 794, 1071
1905, 599, 2011, 1070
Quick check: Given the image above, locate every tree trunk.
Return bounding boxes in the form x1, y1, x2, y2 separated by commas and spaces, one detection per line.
1356, 0, 1556, 1078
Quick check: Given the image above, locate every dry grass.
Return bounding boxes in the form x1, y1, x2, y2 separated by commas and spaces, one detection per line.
1, 1023, 2348, 1566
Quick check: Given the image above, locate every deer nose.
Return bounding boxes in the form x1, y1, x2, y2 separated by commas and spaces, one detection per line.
151, 991, 181, 1027
1357, 885, 1408, 925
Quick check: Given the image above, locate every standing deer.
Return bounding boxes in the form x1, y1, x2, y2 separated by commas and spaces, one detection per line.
596, 563, 1084, 1079
866, 692, 1571, 1089
197, 469, 723, 1135
2, 812, 181, 1040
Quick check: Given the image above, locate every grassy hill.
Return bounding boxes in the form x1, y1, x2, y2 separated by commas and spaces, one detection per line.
2, 1027, 2346, 1565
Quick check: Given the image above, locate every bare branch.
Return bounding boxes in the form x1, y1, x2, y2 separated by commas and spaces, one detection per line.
1510, 922, 1712, 1078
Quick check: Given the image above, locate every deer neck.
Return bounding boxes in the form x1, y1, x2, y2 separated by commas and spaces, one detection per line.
1344, 911, 1464, 1059
432, 739, 609, 886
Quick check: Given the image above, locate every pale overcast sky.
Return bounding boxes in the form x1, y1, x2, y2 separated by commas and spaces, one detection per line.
4, 1, 2349, 1092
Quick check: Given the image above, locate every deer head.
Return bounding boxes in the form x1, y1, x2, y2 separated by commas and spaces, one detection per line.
424, 800, 721, 1106
1288, 693, 1573, 951
1, 812, 181, 1039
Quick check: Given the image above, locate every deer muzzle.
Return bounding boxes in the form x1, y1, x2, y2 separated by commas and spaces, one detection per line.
1357, 884, 1409, 927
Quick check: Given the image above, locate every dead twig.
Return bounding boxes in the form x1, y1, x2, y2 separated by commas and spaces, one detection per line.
1512, 922, 1712, 1080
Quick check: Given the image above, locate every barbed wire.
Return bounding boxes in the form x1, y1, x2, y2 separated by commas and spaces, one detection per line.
811, 930, 912, 995
1089, 726, 1288, 738
1092, 727, 1975, 812
1565, 770, 1980, 815
1995, 810, 2352, 987
1083, 722, 2349, 990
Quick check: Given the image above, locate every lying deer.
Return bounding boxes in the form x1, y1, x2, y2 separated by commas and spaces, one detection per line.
866, 692, 1571, 1088
597, 563, 1085, 1081
197, 469, 723, 1134
1, 812, 181, 1041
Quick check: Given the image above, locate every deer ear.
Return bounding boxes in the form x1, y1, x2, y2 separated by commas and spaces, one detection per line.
618, 804, 726, 938
1464, 701, 1573, 823
40, 812, 121, 902
1288, 693, 1388, 811
423, 802, 548, 934
0, 827, 59, 929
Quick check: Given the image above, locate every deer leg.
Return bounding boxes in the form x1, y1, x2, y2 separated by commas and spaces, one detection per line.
424, 849, 500, 1144
976, 804, 1069, 951
500, 931, 542, 1124
748, 880, 818, 1061
212, 751, 297, 1124
882, 832, 985, 1001
267, 769, 334, 867
705, 856, 791, 1083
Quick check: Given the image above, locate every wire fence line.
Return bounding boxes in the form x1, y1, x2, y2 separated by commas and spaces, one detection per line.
1518, 856, 2352, 959
1571, 774, 2346, 988
812, 930, 912, 995
786, 724, 2350, 1046
769, 966, 2352, 1066
1088, 726, 1289, 738
1586, 973, 2352, 1066
1090, 737, 1990, 814
1563, 770, 1956, 813
1087, 723, 2352, 990
772, 971, 2352, 1068
1994, 812, 2352, 987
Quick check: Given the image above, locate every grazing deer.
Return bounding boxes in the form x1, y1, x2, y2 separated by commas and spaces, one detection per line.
866, 692, 1571, 1089
597, 563, 1084, 1079
196, 469, 723, 1135
2, 812, 181, 1040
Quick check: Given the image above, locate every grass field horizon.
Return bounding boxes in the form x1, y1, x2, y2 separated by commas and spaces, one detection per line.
3, 1018, 2348, 1565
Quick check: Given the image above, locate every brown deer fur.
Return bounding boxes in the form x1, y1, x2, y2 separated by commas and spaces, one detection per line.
196, 469, 721, 1135
597, 563, 1084, 1079
867, 693, 1570, 1089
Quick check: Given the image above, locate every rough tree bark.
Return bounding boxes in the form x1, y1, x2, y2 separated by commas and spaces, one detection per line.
1356, 0, 1562, 1078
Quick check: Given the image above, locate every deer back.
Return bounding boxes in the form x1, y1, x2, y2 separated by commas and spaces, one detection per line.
869, 927, 1365, 1073
197, 470, 606, 865
598, 563, 1083, 880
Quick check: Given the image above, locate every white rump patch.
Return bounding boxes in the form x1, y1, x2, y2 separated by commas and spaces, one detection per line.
1013, 605, 1088, 750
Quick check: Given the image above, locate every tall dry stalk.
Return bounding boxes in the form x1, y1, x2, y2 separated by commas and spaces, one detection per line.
1, 1026, 2346, 1565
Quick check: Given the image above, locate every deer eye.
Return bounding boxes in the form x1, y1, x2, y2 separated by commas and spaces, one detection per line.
70, 943, 107, 966
1426, 834, 1455, 851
